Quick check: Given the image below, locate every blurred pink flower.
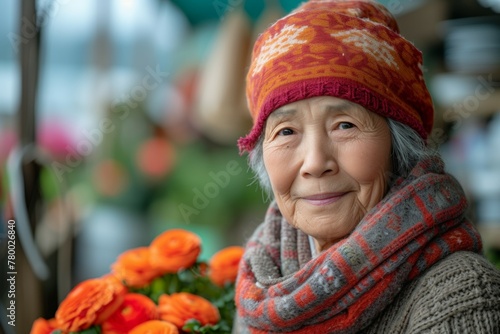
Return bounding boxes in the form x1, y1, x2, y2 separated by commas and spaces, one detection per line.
38, 121, 76, 159
0, 129, 16, 162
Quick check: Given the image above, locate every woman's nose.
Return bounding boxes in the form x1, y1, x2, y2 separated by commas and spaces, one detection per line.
300, 134, 338, 178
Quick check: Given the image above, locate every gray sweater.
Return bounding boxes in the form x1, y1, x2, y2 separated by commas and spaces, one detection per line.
364, 251, 500, 333
234, 251, 500, 333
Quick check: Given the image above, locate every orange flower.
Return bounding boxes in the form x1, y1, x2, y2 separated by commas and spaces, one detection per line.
208, 246, 245, 286
101, 293, 158, 334
111, 247, 162, 288
129, 320, 179, 334
149, 229, 201, 274
158, 293, 220, 329
30, 318, 59, 334
55, 275, 127, 332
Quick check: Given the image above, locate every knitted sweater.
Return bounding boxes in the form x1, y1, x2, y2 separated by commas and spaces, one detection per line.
364, 251, 500, 334
234, 251, 500, 333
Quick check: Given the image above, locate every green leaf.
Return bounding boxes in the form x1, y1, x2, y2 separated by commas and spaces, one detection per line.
123, 262, 237, 332
182, 319, 230, 334
182, 319, 203, 331
68, 325, 102, 334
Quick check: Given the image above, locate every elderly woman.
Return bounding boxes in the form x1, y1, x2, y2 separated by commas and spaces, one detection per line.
234, 0, 500, 333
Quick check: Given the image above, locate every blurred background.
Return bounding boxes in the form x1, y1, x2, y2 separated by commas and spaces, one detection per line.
0, 0, 499, 332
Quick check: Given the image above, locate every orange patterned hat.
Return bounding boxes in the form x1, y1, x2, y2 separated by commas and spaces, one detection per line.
238, 0, 434, 153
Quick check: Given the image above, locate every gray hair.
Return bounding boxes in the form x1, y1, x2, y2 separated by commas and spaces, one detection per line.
247, 119, 438, 198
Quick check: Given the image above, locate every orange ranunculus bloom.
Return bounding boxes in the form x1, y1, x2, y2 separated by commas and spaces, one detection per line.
208, 246, 245, 286
149, 229, 201, 274
158, 293, 220, 329
129, 320, 179, 334
30, 318, 60, 334
111, 247, 162, 288
101, 293, 158, 334
55, 275, 127, 332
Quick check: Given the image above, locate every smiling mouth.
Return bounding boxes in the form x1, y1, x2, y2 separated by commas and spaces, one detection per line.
302, 192, 347, 206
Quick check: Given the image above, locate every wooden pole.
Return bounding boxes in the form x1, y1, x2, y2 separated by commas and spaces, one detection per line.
17, 0, 44, 332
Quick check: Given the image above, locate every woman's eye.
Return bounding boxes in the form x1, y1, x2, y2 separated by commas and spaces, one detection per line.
278, 128, 294, 136
338, 122, 354, 130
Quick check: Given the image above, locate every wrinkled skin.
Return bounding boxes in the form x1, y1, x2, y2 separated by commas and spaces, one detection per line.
263, 96, 392, 252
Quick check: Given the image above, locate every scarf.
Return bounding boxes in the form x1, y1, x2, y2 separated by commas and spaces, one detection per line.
235, 157, 483, 333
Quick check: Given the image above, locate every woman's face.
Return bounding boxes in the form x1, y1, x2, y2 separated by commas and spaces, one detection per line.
263, 96, 392, 252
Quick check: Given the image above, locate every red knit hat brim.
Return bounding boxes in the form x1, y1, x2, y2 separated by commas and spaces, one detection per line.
239, 0, 434, 153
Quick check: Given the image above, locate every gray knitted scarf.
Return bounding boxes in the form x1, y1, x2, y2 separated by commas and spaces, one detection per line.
236, 157, 483, 333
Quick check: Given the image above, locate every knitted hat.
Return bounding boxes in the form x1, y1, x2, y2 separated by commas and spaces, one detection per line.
238, 0, 434, 153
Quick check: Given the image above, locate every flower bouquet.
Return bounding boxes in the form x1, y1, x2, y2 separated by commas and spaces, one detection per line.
31, 229, 244, 334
